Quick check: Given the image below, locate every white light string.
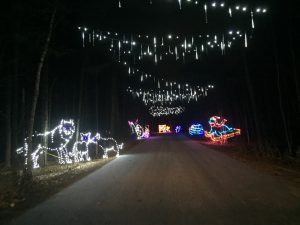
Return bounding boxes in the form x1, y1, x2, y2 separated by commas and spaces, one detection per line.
78, 28, 252, 63
149, 106, 185, 117
16, 120, 123, 168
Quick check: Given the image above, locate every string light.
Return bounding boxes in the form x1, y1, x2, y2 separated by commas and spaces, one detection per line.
128, 120, 150, 139
159, 125, 171, 133
16, 119, 75, 168
175, 125, 182, 134
126, 72, 214, 106
204, 116, 241, 143
93, 133, 123, 159
149, 106, 185, 117
71, 132, 94, 162
80, 29, 254, 63
17, 120, 123, 168
189, 123, 204, 137
114, 1, 268, 24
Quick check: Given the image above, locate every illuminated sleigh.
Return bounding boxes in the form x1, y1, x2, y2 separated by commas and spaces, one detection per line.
205, 116, 241, 143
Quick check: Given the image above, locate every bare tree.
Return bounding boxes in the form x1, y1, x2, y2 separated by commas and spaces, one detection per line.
242, 52, 263, 149
24, 8, 57, 178
273, 37, 292, 155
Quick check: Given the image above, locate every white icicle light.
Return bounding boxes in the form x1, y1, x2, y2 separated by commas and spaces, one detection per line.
178, 0, 182, 10
204, 4, 208, 23
251, 11, 255, 29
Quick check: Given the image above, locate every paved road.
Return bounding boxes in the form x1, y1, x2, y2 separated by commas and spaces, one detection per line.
9, 135, 300, 225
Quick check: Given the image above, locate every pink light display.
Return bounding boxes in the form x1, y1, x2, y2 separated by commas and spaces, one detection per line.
128, 120, 150, 139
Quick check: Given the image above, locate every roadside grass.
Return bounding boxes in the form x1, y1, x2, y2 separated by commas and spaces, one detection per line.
0, 139, 140, 224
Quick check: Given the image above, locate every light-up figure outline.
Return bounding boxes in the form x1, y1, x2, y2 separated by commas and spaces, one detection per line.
175, 126, 182, 134
158, 124, 171, 133
16, 119, 75, 168
17, 120, 124, 168
205, 116, 241, 143
128, 120, 150, 139
189, 123, 204, 137
93, 133, 123, 159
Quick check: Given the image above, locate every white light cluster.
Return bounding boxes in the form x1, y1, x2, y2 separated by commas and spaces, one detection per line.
149, 106, 185, 117
79, 29, 251, 63
115, 0, 268, 18
17, 120, 75, 168
127, 79, 214, 106
16, 120, 123, 168
92, 133, 123, 159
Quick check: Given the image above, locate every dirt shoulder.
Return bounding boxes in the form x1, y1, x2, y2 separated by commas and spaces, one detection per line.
200, 141, 300, 188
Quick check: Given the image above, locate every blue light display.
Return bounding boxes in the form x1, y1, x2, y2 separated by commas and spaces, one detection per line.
189, 124, 204, 137
175, 126, 182, 134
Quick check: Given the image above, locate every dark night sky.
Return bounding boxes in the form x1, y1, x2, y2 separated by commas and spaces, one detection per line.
48, 0, 300, 123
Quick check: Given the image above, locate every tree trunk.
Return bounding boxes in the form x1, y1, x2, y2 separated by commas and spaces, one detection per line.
76, 63, 85, 143
242, 52, 263, 149
25, 8, 56, 177
43, 67, 49, 166
95, 73, 99, 158
20, 88, 26, 149
11, 0, 21, 167
273, 38, 292, 156
5, 74, 12, 168
110, 72, 118, 136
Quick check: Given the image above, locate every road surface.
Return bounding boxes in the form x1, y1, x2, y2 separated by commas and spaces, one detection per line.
9, 135, 300, 225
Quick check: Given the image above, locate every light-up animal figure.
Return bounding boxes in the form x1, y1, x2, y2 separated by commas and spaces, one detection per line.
71, 132, 97, 162
16, 119, 75, 168
93, 133, 123, 159
205, 116, 241, 143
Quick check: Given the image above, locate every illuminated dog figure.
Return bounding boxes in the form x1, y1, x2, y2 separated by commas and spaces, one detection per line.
16, 119, 75, 168
71, 132, 96, 162
205, 116, 241, 143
